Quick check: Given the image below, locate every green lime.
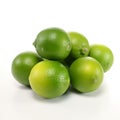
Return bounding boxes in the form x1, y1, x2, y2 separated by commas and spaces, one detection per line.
33, 28, 71, 60
11, 51, 42, 86
68, 32, 89, 59
29, 60, 70, 98
70, 57, 104, 93
89, 44, 114, 72
64, 32, 90, 66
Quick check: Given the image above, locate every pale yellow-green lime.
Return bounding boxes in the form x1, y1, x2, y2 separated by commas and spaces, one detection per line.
29, 60, 70, 98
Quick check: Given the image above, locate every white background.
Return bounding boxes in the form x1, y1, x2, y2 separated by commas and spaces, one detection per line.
0, 0, 120, 120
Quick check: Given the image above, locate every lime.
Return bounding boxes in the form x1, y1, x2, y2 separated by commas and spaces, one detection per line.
11, 51, 42, 86
89, 44, 114, 72
70, 57, 104, 93
33, 28, 71, 60
29, 60, 70, 98
64, 32, 90, 66
68, 32, 89, 59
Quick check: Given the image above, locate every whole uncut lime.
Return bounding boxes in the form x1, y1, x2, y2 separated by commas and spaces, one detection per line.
33, 28, 71, 60
68, 32, 89, 59
64, 32, 89, 66
89, 44, 114, 72
29, 60, 70, 98
70, 57, 104, 93
11, 52, 42, 86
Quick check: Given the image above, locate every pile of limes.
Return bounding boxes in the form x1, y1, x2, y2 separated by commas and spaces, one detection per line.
11, 27, 114, 99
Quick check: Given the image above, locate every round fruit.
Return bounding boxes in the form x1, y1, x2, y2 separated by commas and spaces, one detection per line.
11, 52, 42, 86
70, 57, 104, 93
29, 60, 70, 98
33, 28, 71, 60
68, 32, 89, 59
89, 44, 114, 72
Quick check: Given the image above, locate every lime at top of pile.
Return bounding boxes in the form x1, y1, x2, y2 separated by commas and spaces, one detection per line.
33, 28, 72, 60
